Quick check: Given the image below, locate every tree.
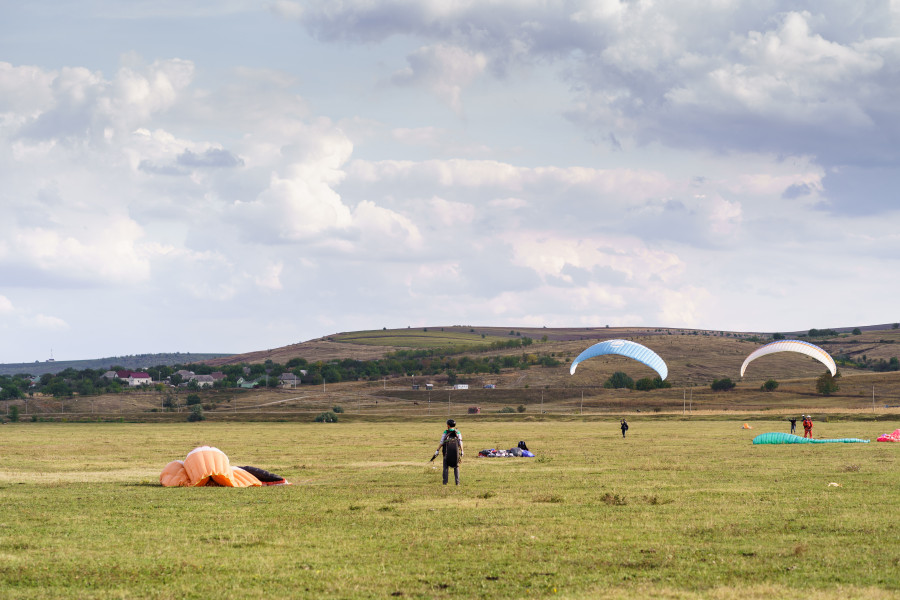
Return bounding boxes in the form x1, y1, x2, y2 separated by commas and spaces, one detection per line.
761, 379, 779, 392
604, 372, 634, 389
710, 378, 736, 392
772, 333, 785, 340
852, 328, 862, 335
9, 405, 19, 422
185, 394, 201, 406
188, 405, 205, 422
816, 371, 840, 395
893, 323, 899, 330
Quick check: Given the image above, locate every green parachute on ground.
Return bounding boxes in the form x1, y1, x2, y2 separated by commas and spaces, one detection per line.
752, 432, 869, 444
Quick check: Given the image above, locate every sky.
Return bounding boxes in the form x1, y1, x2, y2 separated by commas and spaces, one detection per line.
2, 1, 900, 362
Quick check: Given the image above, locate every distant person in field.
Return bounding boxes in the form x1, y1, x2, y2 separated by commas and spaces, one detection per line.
803, 415, 813, 438
433, 419, 464, 485
620, 418, 629, 438
789, 417, 797, 434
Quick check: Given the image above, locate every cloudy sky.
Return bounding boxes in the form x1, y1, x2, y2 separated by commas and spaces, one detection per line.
2, 1, 899, 362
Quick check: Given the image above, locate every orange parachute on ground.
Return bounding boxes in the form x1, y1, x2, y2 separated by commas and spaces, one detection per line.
742, 423, 753, 429
160, 446, 289, 487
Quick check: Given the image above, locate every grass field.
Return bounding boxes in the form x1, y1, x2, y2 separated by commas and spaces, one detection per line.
1, 420, 898, 599
329, 329, 505, 349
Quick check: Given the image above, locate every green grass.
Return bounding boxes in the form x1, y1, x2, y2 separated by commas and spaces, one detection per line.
329, 329, 501, 348
1, 421, 898, 599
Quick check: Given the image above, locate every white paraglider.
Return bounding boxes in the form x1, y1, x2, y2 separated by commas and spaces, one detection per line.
569, 339, 668, 380
740, 340, 836, 377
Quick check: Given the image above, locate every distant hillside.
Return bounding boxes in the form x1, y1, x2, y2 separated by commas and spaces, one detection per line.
0, 353, 232, 376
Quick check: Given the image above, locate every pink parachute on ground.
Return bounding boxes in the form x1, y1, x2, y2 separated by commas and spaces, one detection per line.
876, 429, 900, 442
159, 446, 289, 487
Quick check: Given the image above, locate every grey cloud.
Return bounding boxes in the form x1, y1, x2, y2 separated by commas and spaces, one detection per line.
176, 148, 244, 168
285, 2, 900, 216
139, 160, 188, 176
782, 182, 814, 199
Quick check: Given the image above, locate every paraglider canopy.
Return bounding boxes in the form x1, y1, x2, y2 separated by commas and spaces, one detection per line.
569, 339, 668, 380
740, 340, 836, 378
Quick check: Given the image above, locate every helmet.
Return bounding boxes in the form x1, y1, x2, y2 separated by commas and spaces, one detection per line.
447, 419, 456, 427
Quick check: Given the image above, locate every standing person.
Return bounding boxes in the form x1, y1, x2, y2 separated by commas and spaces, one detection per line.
620, 418, 629, 438
802, 415, 813, 439
432, 419, 463, 486
789, 417, 797, 434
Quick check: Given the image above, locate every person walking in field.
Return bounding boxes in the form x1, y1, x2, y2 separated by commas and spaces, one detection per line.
432, 419, 464, 485
620, 418, 629, 438
803, 415, 813, 438
789, 417, 797, 434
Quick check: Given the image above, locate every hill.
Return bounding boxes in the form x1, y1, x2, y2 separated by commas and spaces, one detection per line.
0, 352, 232, 377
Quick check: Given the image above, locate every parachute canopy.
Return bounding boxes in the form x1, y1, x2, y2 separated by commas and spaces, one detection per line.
740, 340, 836, 378
752, 432, 869, 444
160, 446, 290, 487
877, 429, 900, 442
569, 339, 668, 380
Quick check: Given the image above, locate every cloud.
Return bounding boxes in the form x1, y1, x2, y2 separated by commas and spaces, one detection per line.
391, 44, 486, 112
0, 295, 13, 313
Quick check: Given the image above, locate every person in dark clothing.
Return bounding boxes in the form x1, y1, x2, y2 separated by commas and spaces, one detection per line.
433, 419, 464, 485
620, 418, 629, 438
789, 417, 797, 434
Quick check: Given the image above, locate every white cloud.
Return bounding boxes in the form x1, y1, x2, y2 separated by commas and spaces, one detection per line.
0, 295, 13, 313
429, 196, 476, 226
392, 44, 487, 113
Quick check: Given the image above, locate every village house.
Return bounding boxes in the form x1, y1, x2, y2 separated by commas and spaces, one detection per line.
116, 370, 153, 387
279, 373, 301, 388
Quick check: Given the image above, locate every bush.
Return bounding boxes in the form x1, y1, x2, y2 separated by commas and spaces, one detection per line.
332, 405, 344, 413
314, 411, 338, 423
852, 328, 862, 335
816, 371, 840, 395
772, 332, 785, 340
634, 377, 672, 391
498, 407, 516, 413
516, 405, 526, 413
604, 372, 634, 390
186, 394, 201, 406
710, 378, 736, 392
761, 379, 779, 392
187, 405, 205, 422
9, 405, 19, 422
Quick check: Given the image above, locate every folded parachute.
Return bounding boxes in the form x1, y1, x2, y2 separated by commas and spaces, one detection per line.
569, 339, 668, 380
877, 429, 900, 442
752, 432, 869, 444
159, 446, 290, 487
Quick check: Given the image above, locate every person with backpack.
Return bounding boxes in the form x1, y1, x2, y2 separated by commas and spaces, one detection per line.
432, 419, 464, 485
620, 418, 629, 438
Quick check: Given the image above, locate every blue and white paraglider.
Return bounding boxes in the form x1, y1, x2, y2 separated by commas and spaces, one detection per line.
740, 340, 836, 377
569, 339, 668, 380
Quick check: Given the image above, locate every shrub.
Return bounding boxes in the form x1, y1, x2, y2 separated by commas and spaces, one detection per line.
187, 405, 205, 422
852, 328, 862, 335
816, 371, 840, 395
772, 332, 785, 340
314, 411, 338, 423
331, 405, 344, 413
761, 379, 779, 392
604, 371, 634, 389
516, 405, 526, 413
711, 378, 736, 392
635, 377, 672, 391
186, 394, 201, 406
9, 406, 19, 422
498, 406, 516, 413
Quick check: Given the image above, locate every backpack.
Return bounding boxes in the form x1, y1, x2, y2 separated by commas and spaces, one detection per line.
443, 430, 460, 466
